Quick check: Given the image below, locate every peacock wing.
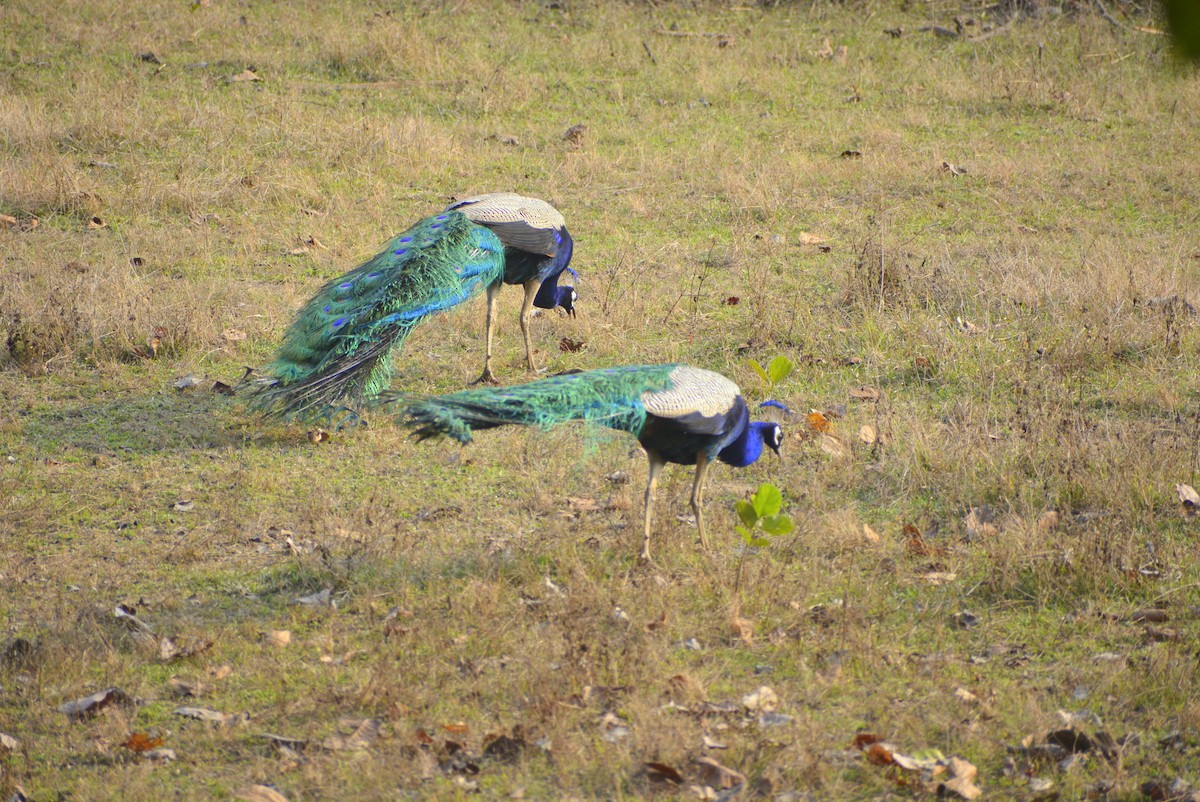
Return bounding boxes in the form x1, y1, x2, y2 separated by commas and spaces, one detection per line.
640, 366, 744, 435
448, 193, 564, 256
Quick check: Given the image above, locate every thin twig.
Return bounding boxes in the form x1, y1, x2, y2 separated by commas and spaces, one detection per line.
1092, 0, 1136, 33
654, 29, 730, 38
293, 80, 466, 90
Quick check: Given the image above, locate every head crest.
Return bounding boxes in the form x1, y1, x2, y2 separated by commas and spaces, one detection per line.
759, 400, 792, 415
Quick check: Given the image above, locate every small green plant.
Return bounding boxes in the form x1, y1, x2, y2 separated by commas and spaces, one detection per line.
735, 483, 793, 547
733, 483, 793, 594
748, 355, 794, 390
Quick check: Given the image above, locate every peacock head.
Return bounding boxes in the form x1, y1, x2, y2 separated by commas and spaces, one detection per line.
558, 285, 578, 318
763, 422, 784, 456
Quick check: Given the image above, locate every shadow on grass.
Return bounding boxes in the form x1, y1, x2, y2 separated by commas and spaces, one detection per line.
19, 390, 308, 457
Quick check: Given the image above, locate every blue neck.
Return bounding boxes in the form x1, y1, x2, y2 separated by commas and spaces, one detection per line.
533, 230, 576, 309
534, 282, 572, 310
717, 421, 771, 468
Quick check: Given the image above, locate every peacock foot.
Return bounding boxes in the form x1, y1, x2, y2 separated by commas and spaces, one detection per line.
471, 370, 500, 386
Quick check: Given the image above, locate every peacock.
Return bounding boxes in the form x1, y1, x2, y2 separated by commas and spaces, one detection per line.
376, 364, 784, 561
446, 193, 576, 385
250, 193, 576, 422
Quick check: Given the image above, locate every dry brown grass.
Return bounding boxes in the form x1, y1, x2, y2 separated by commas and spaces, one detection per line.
3, 0, 1200, 799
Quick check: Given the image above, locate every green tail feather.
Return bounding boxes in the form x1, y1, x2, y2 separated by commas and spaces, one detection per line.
251, 211, 506, 422
377, 364, 680, 442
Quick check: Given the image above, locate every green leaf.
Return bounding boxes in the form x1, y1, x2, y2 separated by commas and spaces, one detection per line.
748, 536, 770, 548
752, 483, 783, 518
761, 514, 793, 536
767, 355, 794, 385
748, 359, 770, 386
735, 499, 758, 528
735, 525, 754, 545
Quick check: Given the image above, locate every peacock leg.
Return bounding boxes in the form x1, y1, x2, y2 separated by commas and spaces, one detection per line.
690, 453, 712, 550
472, 282, 502, 385
640, 453, 667, 562
519, 279, 540, 372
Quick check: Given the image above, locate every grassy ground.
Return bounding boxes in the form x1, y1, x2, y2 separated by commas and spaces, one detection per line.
3, 0, 1200, 799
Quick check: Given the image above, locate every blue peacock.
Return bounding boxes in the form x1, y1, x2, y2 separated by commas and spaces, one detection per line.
251, 193, 576, 421
377, 364, 784, 560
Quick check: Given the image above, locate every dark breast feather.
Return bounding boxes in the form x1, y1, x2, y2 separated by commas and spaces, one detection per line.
638, 397, 747, 466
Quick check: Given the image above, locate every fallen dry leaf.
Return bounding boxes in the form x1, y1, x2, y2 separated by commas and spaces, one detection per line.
741, 686, 778, 712
1176, 483, 1200, 513
0, 732, 19, 753
859, 424, 878, 444
264, 630, 291, 647
236, 786, 290, 802
166, 677, 209, 698
323, 718, 380, 751
862, 523, 881, 543
483, 731, 525, 762
122, 732, 165, 752
730, 613, 754, 644
231, 69, 262, 82
798, 231, 825, 245
964, 506, 999, 538
174, 706, 246, 725
849, 386, 881, 402
159, 635, 212, 661
852, 732, 883, 749
644, 762, 684, 785
806, 411, 832, 433
820, 433, 850, 459
559, 336, 587, 352
561, 496, 602, 514
306, 428, 332, 444
920, 572, 957, 585
943, 161, 968, 176
694, 756, 746, 790
866, 742, 895, 765
938, 756, 983, 799
59, 687, 133, 721
223, 329, 247, 342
